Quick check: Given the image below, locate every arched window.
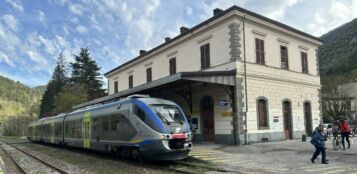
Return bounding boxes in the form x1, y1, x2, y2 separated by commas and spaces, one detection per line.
257, 98, 269, 129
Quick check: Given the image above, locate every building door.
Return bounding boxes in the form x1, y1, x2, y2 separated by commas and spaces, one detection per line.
283, 101, 293, 140
304, 102, 313, 136
201, 96, 214, 142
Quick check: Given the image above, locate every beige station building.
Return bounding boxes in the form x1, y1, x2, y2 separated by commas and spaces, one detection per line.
76, 6, 323, 145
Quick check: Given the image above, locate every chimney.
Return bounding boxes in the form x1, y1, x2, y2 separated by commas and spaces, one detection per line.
165, 37, 171, 42
139, 50, 147, 55
213, 8, 223, 16
180, 26, 189, 34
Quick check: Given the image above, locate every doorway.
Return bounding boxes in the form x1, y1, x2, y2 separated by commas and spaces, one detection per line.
304, 102, 313, 136
200, 96, 214, 142
282, 100, 293, 140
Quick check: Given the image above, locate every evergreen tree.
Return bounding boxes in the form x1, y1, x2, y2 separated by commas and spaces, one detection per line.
70, 48, 104, 100
39, 52, 68, 118
53, 84, 88, 114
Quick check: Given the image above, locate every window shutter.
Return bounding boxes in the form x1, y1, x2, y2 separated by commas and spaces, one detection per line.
172, 58, 176, 74
259, 40, 265, 65
255, 38, 260, 63
146, 68, 152, 82
169, 58, 176, 75
200, 45, 204, 68
114, 81, 118, 93
285, 47, 289, 69
206, 44, 210, 68
128, 75, 133, 88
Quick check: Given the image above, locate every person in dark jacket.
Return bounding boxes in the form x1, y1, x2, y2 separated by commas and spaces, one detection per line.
340, 120, 351, 150
312, 127, 319, 137
310, 124, 328, 164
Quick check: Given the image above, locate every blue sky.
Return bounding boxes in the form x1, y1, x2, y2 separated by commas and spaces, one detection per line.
0, 0, 357, 87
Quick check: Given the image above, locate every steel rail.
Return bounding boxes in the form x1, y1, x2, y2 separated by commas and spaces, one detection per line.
0, 143, 26, 174
0, 139, 68, 174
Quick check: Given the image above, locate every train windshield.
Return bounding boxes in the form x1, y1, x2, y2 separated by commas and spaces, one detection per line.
149, 104, 185, 124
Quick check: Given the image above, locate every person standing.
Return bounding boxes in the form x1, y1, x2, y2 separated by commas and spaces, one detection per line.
310, 124, 328, 164
340, 120, 351, 150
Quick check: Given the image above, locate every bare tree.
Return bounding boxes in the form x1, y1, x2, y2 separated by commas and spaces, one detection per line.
321, 75, 352, 122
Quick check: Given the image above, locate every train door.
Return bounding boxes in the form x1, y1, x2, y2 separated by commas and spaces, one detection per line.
83, 112, 91, 148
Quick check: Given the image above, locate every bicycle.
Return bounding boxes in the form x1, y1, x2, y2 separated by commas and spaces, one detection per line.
332, 133, 342, 150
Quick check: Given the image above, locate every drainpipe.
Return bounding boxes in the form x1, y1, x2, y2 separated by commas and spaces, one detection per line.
243, 15, 249, 145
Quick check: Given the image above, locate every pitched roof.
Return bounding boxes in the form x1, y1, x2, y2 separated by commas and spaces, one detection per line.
105, 5, 322, 76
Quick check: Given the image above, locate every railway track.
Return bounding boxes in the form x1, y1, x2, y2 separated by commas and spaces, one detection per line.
0, 139, 68, 174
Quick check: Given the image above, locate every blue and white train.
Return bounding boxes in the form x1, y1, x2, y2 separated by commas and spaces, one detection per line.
27, 95, 192, 160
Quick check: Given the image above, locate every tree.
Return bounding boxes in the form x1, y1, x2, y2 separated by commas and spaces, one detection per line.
321, 74, 351, 122
70, 48, 104, 100
39, 52, 68, 117
52, 84, 88, 114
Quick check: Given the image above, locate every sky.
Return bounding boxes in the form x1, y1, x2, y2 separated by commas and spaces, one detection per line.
0, 0, 357, 88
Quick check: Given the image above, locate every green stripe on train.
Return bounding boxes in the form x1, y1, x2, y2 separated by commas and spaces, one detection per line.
50, 120, 55, 143
83, 112, 91, 148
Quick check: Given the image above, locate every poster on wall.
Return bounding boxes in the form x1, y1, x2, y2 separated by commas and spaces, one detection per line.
273, 116, 279, 130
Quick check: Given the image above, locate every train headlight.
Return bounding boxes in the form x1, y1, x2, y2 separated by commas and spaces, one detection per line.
161, 134, 171, 140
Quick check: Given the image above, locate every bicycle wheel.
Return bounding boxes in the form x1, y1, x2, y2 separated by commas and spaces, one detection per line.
332, 138, 338, 150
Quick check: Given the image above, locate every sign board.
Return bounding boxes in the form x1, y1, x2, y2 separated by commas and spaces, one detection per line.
218, 99, 229, 107
221, 112, 232, 117
273, 116, 279, 123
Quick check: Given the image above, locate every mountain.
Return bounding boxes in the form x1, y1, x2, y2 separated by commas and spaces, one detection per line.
33, 85, 47, 93
319, 18, 357, 77
0, 75, 43, 118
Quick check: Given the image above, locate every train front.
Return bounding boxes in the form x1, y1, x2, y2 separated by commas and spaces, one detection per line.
133, 98, 192, 160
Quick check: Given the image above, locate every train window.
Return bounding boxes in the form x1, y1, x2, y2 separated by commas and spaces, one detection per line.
102, 117, 109, 131
133, 105, 146, 121
71, 121, 76, 138
55, 123, 60, 137
76, 119, 82, 138
92, 118, 100, 131
111, 115, 120, 131
65, 122, 71, 137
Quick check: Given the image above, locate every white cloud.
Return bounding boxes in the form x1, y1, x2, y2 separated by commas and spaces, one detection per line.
26, 50, 47, 64
306, 0, 357, 36
62, 26, 70, 35
1, 14, 19, 31
0, 52, 15, 67
186, 7, 193, 15
69, 3, 84, 16
262, 0, 302, 20
5, 0, 24, 12
38, 10, 47, 27
39, 35, 56, 55
75, 25, 88, 34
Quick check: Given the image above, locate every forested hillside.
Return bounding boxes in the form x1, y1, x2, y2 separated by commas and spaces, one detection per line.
0, 75, 43, 118
319, 18, 357, 77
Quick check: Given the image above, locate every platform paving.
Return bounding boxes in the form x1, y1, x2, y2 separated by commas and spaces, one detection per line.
190, 138, 357, 174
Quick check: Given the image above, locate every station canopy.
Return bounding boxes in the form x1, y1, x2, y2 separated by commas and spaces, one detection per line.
73, 70, 236, 110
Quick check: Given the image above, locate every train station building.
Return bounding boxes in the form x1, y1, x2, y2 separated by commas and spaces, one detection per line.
75, 6, 322, 145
